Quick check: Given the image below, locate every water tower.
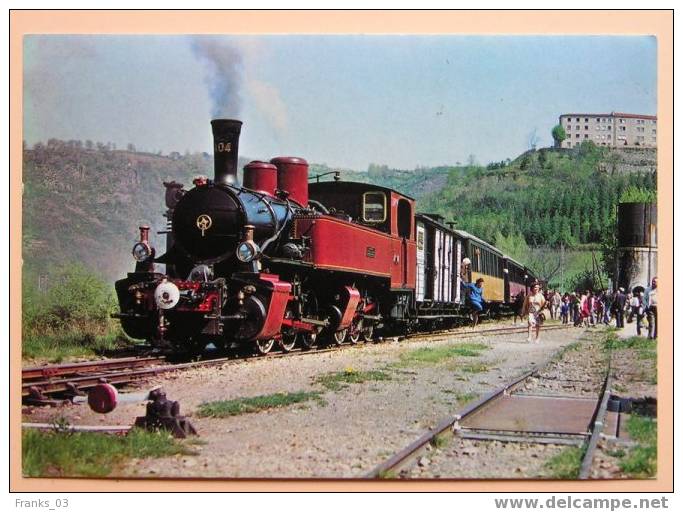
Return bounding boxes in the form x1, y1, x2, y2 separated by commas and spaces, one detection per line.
615, 202, 657, 292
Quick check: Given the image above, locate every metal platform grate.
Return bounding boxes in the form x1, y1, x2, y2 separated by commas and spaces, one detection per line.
459, 394, 598, 435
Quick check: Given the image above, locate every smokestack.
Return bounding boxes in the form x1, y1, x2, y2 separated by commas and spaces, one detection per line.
210, 119, 243, 186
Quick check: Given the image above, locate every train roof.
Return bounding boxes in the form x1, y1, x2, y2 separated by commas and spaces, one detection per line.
503, 255, 526, 269
454, 229, 502, 255
415, 212, 453, 230
309, 180, 415, 201
415, 219, 508, 259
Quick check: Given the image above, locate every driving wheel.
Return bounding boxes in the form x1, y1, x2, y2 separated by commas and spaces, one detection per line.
361, 323, 374, 342
279, 332, 297, 353
347, 319, 362, 344
255, 338, 275, 355
300, 331, 318, 349
332, 329, 347, 346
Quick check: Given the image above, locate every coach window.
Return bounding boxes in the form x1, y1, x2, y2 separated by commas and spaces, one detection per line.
362, 192, 387, 223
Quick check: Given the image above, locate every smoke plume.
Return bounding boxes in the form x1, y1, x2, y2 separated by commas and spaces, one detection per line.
191, 37, 244, 118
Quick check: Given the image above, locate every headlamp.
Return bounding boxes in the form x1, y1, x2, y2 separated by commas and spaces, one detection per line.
236, 241, 260, 263
132, 242, 152, 262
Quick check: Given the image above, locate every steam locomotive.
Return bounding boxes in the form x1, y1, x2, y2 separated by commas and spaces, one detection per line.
114, 119, 537, 354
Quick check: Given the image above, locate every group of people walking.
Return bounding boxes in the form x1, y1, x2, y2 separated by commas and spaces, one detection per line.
461, 257, 658, 343
513, 277, 658, 340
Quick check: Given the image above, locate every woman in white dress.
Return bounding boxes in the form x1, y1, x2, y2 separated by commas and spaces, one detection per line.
522, 282, 547, 343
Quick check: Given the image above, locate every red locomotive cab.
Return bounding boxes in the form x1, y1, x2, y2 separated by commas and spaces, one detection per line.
270, 156, 309, 207
305, 182, 417, 291
243, 161, 278, 197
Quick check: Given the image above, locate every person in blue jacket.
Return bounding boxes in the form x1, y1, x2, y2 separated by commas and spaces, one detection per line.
462, 277, 485, 327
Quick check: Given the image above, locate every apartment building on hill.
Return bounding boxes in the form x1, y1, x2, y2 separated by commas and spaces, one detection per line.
557, 112, 657, 149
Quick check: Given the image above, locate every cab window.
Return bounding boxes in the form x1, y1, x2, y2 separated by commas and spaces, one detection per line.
362, 192, 387, 222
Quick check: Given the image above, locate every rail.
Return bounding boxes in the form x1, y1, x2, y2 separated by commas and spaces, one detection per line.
22, 323, 575, 401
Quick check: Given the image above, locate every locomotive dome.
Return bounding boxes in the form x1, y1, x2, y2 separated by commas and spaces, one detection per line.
172, 185, 243, 263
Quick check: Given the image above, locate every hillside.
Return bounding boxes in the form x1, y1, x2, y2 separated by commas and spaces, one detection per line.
22, 140, 656, 289
23, 142, 210, 283
418, 145, 656, 247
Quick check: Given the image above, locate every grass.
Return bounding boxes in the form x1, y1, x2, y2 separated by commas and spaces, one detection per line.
620, 336, 657, 351
455, 391, 478, 404
22, 331, 129, 363
600, 333, 657, 384
613, 383, 628, 394
544, 446, 586, 479
553, 341, 582, 361
196, 391, 323, 418
430, 431, 451, 449
22, 427, 192, 477
600, 331, 620, 351
601, 333, 657, 384
460, 363, 489, 374
620, 445, 657, 478
315, 368, 391, 391
377, 469, 398, 479
395, 343, 489, 367
606, 448, 626, 458
602, 334, 656, 353
619, 414, 657, 478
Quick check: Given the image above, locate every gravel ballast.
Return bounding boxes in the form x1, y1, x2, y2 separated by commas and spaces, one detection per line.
24, 324, 588, 478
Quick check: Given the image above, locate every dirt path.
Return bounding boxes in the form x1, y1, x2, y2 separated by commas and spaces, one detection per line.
24, 324, 586, 478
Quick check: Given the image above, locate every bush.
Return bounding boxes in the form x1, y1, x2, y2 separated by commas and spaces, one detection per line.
23, 264, 117, 334
22, 264, 125, 360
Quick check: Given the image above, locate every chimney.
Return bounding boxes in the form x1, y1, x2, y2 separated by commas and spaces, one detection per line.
210, 119, 243, 186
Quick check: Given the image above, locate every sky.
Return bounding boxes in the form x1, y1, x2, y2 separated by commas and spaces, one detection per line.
23, 35, 657, 171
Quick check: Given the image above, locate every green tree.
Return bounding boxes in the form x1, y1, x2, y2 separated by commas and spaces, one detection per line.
552, 124, 567, 146
568, 269, 600, 293
620, 186, 657, 203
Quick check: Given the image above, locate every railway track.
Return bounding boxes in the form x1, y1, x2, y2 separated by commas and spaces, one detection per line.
402, 323, 573, 344
22, 323, 575, 403
22, 356, 165, 382
22, 356, 166, 402
365, 370, 536, 478
365, 340, 613, 479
